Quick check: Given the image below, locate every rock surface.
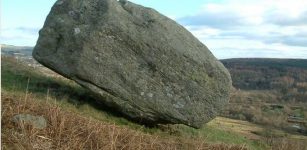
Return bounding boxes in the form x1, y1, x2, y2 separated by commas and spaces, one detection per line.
12, 114, 47, 129
33, 0, 232, 128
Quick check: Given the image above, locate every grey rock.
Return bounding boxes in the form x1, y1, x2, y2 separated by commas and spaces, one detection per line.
12, 114, 47, 129
33, 0, 231, 128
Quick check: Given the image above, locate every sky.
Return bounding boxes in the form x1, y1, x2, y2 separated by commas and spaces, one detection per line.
1, 0, 307, 59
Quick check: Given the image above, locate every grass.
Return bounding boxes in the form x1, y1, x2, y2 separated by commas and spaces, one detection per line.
2, 90, 248, 149
1, 91, 192, 149
1, 56, 89, 100
1, 56, 268, 149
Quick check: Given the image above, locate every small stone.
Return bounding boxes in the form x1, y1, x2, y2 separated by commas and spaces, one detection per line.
12, 114, 47, 129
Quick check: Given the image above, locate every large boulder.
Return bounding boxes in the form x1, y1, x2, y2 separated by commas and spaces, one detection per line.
33, 0, 232, 128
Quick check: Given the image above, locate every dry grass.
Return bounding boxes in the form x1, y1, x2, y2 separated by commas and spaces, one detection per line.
208, 117, 307, 150
1, 91, 247, 150
264, 137, 307, 150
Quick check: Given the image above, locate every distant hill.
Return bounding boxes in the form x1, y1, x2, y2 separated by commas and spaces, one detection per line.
1, 44, 33, 56
221, 58, 307, 92
222, 58, 307, 70
220, 57, 307, 98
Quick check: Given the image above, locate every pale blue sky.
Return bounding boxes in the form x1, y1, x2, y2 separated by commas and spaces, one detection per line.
1, 0, 307, 59
2, 0, 56, 46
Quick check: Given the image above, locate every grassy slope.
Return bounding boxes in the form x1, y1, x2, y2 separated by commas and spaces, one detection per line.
1, 56, 265, 149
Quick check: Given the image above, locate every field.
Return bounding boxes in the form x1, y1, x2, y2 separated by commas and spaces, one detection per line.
1, 56, 307, 150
